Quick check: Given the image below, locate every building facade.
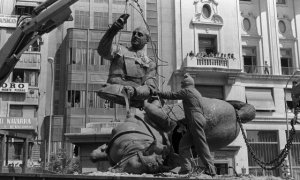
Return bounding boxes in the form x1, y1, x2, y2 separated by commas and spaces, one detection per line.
0, 0, 52, 172
159, 0, 300, 178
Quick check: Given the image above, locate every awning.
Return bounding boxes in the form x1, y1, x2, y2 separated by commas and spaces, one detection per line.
245, 88, 275, 111
16, 1, 40, 7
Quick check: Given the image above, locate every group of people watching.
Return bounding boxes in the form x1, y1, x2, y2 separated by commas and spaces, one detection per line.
188, 50, 235, 60
97, 14, 217, 176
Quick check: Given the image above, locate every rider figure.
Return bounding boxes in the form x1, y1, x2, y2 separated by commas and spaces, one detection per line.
97, 14, 157, 106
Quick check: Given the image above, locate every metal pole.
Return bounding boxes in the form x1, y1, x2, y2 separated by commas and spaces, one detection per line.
85, 0, 91, 128
47, 57, 54, 164
284, 70, 300, 178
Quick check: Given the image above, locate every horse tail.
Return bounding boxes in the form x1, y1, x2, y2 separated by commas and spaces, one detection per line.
227, 100, 256, 123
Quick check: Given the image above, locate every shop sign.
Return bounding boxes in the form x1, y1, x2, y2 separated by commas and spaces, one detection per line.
0, 14, 18, 28
0, 117, 37, 130
0, 83, 28, 93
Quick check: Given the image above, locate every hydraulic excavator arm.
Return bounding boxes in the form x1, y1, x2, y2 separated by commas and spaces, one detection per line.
0, 0, 78, 86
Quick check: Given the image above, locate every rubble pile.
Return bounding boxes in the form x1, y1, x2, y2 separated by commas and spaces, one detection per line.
88, 171, 283, 180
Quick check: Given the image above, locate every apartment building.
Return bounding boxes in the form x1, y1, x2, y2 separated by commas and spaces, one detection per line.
0, 0, 51, 172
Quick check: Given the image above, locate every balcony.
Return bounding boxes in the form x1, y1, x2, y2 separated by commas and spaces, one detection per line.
16, 0, 44, 6
243, 66, 299, 75
25, 88, 39, 105
244, 65, 272, 75
183, 55, 229, 69
281, 67, 298, 75
15, 52, 41, 70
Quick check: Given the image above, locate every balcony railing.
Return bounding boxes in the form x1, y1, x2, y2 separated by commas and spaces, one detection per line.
244, 66, 300, 75
15, 52, 41, 70
244, 65, 272, 75
281, 67, 298, 75
184, 55, 229, 69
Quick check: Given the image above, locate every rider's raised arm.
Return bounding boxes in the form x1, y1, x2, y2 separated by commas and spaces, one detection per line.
97, 14, 129, 60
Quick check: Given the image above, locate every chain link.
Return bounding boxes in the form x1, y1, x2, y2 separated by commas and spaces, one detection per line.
237, 110, 296, 170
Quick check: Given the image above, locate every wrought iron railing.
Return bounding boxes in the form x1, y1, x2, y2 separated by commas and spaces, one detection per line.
244, 65, 272, 75
281, 67, 298, 75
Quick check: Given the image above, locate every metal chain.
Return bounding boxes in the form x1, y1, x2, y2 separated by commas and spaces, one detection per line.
236, 110, 296, 170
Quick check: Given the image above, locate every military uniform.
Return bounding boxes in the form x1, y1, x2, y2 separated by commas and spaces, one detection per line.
97, 14, 156, 106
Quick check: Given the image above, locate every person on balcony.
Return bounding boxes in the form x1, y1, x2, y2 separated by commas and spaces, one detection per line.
264, 61, 270, 75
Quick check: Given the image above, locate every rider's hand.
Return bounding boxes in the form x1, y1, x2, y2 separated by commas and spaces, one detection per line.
122, 86, 135, 98
114, 14, 130, 29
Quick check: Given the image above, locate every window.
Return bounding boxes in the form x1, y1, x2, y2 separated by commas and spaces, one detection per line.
276, 0, 286, 4
94, 12, 109, 29
243, 47, 257, 73
198, 35, 217, 55
69, 41, 87, 65
10, 105, 23, 117
9, 105, 37, 118
88, 91, 114, 108
7, 139, 24, 161
113, 0, 126, 5
74, 10, 90, 29
195, 85, 224, 100
247, 130, 280, 176
69, 41, 111, 66
245, 88, 275, 111
290, 131, 300, 180
15, 6, 34, 16
285, 89, 293, 111
67, 90, 85, 108
202, 4, 212, 18
278, 20, 286, 34
243, 18, 251, 32
280, 49, 293, 75
12, 69, 38, 87
89, 48, 110, 66
94, 0, 109, 3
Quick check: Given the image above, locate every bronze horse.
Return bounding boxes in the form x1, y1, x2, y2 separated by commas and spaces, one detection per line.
90, 97, 255, 174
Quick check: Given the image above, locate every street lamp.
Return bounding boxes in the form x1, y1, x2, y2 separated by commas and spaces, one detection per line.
47, 57, 54, 164
284, 69, 300, 178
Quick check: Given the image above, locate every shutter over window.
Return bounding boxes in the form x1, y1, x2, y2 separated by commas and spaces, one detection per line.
245, 88, 275, 111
